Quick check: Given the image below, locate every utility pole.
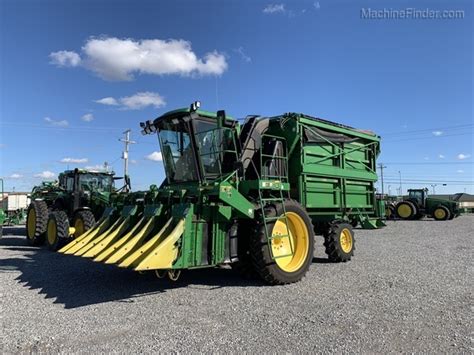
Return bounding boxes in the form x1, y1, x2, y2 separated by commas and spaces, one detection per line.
398, 170, 402, 197
378, 163, 387, 196
119, 129, 136, 192
431, 184, 437, 194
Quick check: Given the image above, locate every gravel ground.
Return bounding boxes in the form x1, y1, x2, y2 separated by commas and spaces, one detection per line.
0, 216, 472, 353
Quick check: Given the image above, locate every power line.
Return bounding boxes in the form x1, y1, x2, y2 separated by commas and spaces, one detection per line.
380, 123, 473, 136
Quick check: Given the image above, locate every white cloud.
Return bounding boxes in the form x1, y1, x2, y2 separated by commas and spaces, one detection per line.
423, 157, 429, 161
432, 131, 443, 136
438, 154, 445, 159
95, 92, 166, 110
234, 47, 251, 63
44, 117, 69, 127
119, 92, 166, 110
34, 171, 56, 179
263, 4, 285, 14
81, 113, 94, 122
457, 169, 464, 173
51, 37, 228, 81
457, 153, 471, 160
314, 1, 321, 10
60, 157, 88, 164
145, 151, 162, 161
9, 173, 23, 179
49, 50, 81, 67
95, 97, 119, 106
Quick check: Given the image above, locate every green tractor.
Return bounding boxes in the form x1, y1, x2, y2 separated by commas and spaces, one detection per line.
51, 102, 385, 285
395, 188, 460, 221
26, 169, 122, 250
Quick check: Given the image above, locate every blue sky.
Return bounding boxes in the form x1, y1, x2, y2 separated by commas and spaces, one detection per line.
0, 0, 472, 195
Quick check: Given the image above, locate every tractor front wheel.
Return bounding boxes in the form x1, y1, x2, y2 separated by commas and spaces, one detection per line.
250, 200, 314, 285
72, 210, 95, 238
433, 206, 450, 221
46, 211, 70, 251
26, 201, 48, 246
324, 222, 355, 262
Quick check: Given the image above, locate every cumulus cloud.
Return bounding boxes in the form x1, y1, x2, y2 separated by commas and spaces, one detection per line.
314, 1, 321, 10
234, 47, 251, 63
95, 92, 166, 110
145, 151, 162, 161
432, 131, 443, 136
95, 97, 119, 106
44, 117, 69, 127
60, 157, 88, 164
50, 37, 228, 81
34, 171, 56, 179
81, 113, 94, 122
263, 4, 285, 13
457, 169, 464, 173
457, 153, 471, 160
438, 154, 445, 159
9, 173, 23, 179
49, 50, 81, 67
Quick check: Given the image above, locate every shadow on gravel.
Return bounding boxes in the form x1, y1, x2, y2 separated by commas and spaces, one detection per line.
0, 234, 266, 309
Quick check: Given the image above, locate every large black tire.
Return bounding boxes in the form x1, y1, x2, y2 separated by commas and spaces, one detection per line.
433, 205, 450, 221
396, 201, 417, 220
72, 210, 95, 238
46, 211, 70, 251
26, 200, 48, 246
249, 200, 314, 285
324, 222, 355, 262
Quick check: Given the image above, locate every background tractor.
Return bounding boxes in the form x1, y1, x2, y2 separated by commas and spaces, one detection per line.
51, 102, 385, 285
395, 188, 460, 221
26, 169, 121, 249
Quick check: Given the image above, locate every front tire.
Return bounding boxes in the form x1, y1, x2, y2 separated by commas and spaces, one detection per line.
26, 201, 48, 246
324, 222, 355, 262
250, 200, 314, 285
46, 211, 70, 251
433, 206, 450, 221
72, 210, 95, 238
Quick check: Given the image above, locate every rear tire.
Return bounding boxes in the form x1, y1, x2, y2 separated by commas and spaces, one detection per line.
46, 211, 70, 251
396, 201, 417, 220
433, 206, 450, 221
26, 201, 48, 246
72, 210, 95, 238
324, 222, 355, 262
249, 200, 314, 285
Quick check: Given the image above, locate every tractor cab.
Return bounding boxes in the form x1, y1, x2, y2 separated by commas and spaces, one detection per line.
141, 102, 239, 186
58, 170, 115, 194
407, 188, 428, 207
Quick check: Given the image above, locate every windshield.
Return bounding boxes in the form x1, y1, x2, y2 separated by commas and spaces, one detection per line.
409, 190, 424, 203
79, 174, 114, 192
158, 120, 198, 183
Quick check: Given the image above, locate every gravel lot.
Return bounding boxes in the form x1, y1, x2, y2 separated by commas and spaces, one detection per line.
1, 216, 472, 353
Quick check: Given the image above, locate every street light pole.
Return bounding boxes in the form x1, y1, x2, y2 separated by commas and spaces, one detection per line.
398, 170, 402, 196
378, 163, 387, 196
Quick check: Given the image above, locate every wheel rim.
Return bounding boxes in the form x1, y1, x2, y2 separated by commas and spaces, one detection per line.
434, 208, 446, 219
398, 204, 412, 218
47, 219, 57, 245
74, 218, 84, 238
27, 208, 36, 239
271, 212, 309, 273
340, 228, 353, 253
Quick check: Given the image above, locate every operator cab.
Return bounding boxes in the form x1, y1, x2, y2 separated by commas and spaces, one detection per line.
141, 102, 238, 184
408, 188, 427, 206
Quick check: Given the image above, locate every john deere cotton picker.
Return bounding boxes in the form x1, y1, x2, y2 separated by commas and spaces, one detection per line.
52, 102, 384, 284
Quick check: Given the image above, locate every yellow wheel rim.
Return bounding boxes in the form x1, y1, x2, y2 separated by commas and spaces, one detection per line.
271, 212, 309, 273
74, 218, 84, 238
27, 208, 36, 239
434, 208, 446, 219
397, 204, 412, 218
385, 207, 391, 217
47, 219, 57, 246
340, 228, 353, 253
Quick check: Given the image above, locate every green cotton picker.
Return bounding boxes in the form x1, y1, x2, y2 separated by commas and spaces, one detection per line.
51, 102, 385, 284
